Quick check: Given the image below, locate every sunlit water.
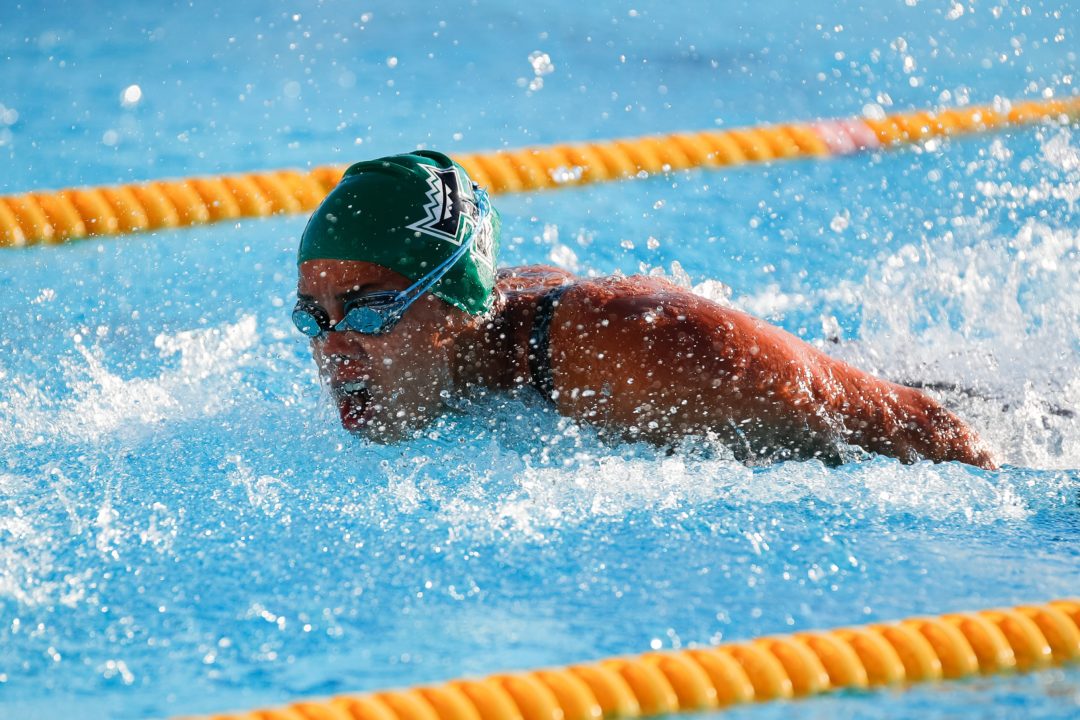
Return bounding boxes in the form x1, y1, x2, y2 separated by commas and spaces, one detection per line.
1, 1, 1078, 718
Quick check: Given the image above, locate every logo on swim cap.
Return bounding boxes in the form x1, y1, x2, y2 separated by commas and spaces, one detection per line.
408, 165, 468, 243
406, 164, 495, 275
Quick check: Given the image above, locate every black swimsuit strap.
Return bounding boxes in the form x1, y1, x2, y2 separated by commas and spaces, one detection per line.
528, 284, 570, 401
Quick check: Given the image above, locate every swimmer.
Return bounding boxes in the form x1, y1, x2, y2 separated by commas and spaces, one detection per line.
294, 151, 997, 469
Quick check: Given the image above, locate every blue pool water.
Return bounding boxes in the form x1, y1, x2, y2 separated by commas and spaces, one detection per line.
1, 1, 1079, 718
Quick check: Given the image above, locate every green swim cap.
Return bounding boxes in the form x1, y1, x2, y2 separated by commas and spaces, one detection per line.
297, 150, 500, 315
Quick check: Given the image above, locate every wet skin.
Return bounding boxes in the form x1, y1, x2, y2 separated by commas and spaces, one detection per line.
298, 259, 998, 468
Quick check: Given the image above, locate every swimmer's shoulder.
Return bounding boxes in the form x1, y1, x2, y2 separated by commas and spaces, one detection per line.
495, 264, 575, 293
495, 267, 730, 325
496, 267, 689, 300
551, 273, 760, 350
554, 273, 705, 314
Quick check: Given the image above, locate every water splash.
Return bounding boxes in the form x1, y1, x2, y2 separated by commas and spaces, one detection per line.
829, 220, 1080, 469
0, 316, 263, 445
732, 130, 1080, 469
423, 449, 1047, 544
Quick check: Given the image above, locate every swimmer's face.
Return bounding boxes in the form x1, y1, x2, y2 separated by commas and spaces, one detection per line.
297, 259, 466, 442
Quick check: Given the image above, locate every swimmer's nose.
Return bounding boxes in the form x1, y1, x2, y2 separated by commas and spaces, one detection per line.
316, 329, 372, 361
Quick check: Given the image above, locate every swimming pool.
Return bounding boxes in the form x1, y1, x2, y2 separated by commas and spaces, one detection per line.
1, 0, 1078, 718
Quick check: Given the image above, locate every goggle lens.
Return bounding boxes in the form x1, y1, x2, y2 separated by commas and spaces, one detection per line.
343, 303, 396, 335
292, 306, 327, 337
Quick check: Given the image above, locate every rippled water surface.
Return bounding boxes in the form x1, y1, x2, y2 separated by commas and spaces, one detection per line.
1, 1, 1078, 718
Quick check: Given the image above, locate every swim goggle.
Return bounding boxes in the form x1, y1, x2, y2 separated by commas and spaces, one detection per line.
292, 189, 489, 337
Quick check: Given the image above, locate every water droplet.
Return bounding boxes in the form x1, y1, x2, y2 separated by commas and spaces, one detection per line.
528, 51, 554, 76
120, 84, 142, 108
861, 103, 885, 120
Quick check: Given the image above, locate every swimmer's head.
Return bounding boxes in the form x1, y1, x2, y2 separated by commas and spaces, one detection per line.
297, 150, 500, 315
296, 151, 499, 441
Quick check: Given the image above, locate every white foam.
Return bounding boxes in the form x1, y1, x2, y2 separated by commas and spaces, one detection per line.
382, 442, 1043, 543
0, 315, 261, 445
731, 218, 1080, 468
851, 220, 1080, 468
0, 472, 91, 608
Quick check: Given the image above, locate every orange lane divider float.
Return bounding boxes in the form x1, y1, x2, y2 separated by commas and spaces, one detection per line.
180, 599, 1080, 720
2, 96, 1078, 249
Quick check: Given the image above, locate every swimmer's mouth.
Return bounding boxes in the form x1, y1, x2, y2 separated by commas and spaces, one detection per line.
333, 380, 373, 430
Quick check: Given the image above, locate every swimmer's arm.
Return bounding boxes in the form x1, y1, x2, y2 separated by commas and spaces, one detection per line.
700, 307, 999, 469
554, 288, 996, 468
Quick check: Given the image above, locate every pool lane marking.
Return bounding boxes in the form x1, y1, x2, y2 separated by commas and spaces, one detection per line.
1, 95, 1077, 248
177, 599, 1080, 720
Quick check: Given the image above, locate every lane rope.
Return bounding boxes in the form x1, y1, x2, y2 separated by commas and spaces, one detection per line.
178, 599, 1080, 720
1, 96, 1077, 248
